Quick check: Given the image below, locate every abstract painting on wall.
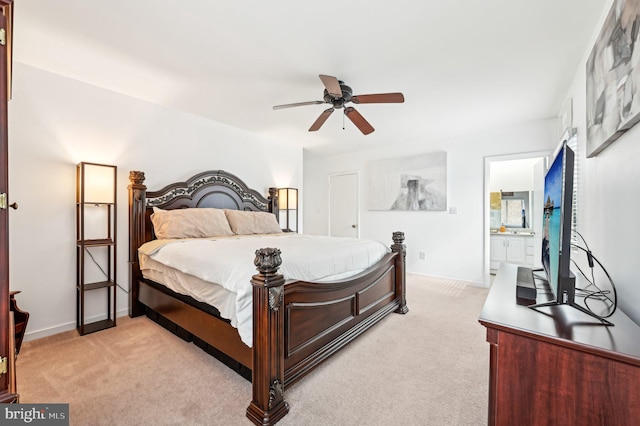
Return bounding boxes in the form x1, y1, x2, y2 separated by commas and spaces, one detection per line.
366, 152, 447, 211
586, 0, 640, 157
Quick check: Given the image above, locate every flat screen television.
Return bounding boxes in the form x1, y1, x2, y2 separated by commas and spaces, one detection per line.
541, 141, 575, 304
530, 141, 612, 325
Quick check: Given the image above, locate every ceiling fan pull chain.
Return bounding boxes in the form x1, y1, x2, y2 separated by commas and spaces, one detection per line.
343, 110, 345, 130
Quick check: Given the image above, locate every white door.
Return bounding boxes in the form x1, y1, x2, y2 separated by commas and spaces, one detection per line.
329, 173, 358, 238
490, 236, 506, 262
489, 236, 506, 272
505, 237, 526, 263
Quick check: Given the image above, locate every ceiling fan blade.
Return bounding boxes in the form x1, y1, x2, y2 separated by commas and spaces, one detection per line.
319, 74, 343, 98
344, 107, 375, 135
273, 100, 325, 110
351, 93, 405, 104
309, 108, 335, 131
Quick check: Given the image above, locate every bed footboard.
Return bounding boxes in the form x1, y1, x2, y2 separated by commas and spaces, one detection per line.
247, 232, 407, 425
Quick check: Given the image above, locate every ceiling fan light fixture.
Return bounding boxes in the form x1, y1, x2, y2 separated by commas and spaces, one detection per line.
273, 74, 403, 135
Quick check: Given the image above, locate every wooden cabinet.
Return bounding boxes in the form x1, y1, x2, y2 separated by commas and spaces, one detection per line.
479, 263, 640, 425
76, 162, 117, 335
2, 293, 26, 402
9, 291, 28, 355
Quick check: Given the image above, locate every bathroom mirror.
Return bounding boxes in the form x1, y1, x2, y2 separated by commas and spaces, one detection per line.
490, 190, 531, 229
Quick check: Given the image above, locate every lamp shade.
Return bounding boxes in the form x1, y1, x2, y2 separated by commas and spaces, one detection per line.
76, 162, 117, 204
77, 162, 117, 204
278, 188, 298, 210
277, 187, 298, 232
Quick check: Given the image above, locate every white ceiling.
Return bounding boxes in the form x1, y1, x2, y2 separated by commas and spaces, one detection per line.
13, 0, 607, 156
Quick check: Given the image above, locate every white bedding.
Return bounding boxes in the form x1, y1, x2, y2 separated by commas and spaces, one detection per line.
138, 233, 390, 346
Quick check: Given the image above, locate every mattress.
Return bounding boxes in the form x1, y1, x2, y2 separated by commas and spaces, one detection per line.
139, 233, 390, 346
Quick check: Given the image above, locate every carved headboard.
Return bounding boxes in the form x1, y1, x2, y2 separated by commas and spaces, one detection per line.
144, 170, 276, 211
128, 170, 279, 315
129, 169, 278, 244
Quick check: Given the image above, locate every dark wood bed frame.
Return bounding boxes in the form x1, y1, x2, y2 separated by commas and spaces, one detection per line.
128, 169, 408, 425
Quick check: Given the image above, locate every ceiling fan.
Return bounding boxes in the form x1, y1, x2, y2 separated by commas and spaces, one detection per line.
273, 74, 404, 135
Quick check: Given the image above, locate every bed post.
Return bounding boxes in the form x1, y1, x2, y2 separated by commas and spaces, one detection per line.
268, 187, 279, 217
128, 171, 147, 317
246, 248, 290, 426
392, 231, 409, 314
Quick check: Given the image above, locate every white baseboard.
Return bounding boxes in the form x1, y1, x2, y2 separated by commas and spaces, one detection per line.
407, 270, 487, 288
23, 307, 130, 342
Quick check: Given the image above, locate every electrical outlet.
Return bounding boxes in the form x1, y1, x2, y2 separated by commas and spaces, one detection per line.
419, 251, 426, 260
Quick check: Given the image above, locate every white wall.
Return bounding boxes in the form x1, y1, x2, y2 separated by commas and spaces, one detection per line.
489, 157, 541, 192
8, 63, 303, 340
12, 0, 637, 339
304, 119, 558, 285
562, 0, 640, 324
305, 0, 640, 325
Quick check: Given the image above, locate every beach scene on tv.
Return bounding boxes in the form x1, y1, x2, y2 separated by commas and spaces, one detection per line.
542, 152, 564, 296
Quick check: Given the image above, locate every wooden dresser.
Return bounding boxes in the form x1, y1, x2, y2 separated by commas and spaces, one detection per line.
479, 263, 640, 426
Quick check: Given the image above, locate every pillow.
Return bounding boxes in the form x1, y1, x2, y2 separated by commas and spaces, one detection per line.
150, 208, 234, 239
224, 209, 283, 235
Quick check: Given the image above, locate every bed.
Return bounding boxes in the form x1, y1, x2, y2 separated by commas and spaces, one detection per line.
128, 169, 408, 425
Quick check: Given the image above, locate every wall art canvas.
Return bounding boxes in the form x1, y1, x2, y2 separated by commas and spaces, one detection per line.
586, 0, 640, 157
366, 152, 447, 211
558, 97, 573, 139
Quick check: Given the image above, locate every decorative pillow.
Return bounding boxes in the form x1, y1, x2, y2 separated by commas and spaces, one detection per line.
224, 209, 283, 235
150, 208, 234, 239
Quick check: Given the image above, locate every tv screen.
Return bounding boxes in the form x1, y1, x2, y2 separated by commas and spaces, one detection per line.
541, 142, 574, 304
533, 141, 612, 325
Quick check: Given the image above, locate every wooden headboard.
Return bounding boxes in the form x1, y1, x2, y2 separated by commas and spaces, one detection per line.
127, 169, 278, 316
130, 169, 278, 242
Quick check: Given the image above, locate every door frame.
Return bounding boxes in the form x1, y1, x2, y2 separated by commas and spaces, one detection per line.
0, 0, 14, 403
328, 171, 359, 238
483, 150, 549, 286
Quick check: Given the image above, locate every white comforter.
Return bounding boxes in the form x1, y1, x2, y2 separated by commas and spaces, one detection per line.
138, 233, 390, 346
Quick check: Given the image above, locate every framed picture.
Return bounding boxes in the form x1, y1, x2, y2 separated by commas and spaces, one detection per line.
586, 0, 640, 157
366, 152, 447, 211
558, 97, 573, 140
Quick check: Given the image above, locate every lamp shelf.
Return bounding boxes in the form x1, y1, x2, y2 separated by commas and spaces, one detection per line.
76, 202, 115, 206
78, 280, 115, 291
80, 319, 116, 335
76, 162, 117, 336
77, 238, 114, 247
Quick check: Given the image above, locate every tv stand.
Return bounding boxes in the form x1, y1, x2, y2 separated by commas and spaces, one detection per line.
528, 272, 614, 325
529, 299, 614, 326
479, 263, 640, 425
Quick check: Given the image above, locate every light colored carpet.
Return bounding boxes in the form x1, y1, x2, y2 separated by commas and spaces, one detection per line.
17, 274, 490, 425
